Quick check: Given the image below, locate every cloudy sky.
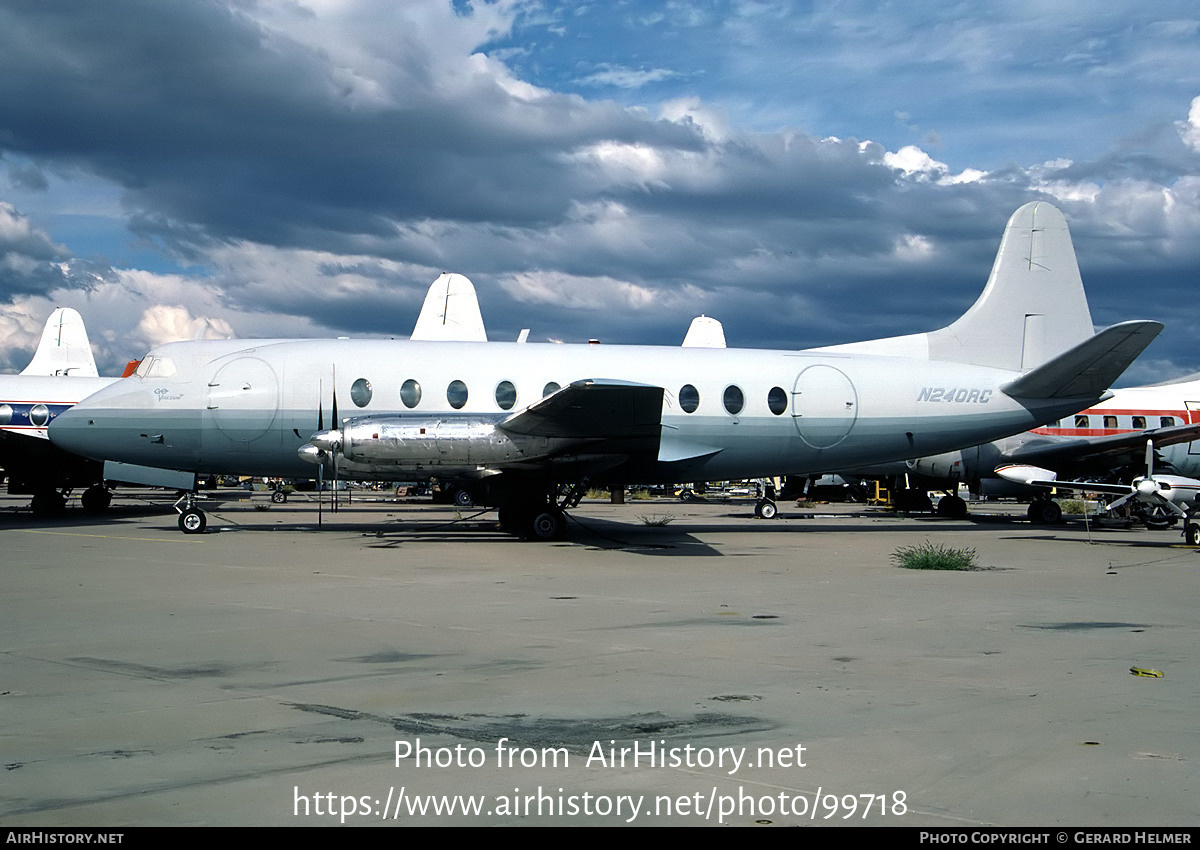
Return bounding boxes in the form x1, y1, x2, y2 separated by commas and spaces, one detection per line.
1, 0, 1198, 384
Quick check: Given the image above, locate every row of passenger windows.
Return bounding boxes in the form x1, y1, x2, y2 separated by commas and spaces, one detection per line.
1056, 415, 1177, 429
344, 378, 789, 416
0, 403, 51, 426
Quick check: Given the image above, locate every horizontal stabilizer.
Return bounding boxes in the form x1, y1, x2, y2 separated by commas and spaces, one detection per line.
500, 379, 663, 439
1001, 320, 1163, 401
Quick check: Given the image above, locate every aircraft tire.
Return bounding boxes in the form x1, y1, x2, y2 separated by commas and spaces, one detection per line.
1138, 502, 1177, 529
756, 499, 778, 519
1186, 523, 1200, 546
453, 487, 475, 508
271, 489, 287, 504
178, 508, 207, 534
31, 490, 66, 517
80, 485, 112, 513
1137, 513, 1176, 528
1027, 500, 1062, 525
523, 507, 565, 541
936, 495, 968, 519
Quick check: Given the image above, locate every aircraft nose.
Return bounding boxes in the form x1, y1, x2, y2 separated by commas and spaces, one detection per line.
48, 405, 100, 458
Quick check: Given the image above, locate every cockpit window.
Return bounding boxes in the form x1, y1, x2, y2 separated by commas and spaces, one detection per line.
135, 356, 177, 378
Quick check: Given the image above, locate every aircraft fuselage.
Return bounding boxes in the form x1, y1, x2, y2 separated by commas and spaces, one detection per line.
51, 337, 1097, 486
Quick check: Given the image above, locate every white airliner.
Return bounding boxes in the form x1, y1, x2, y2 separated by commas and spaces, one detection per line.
49, 203, 1164, 538
0, 308, 119, 513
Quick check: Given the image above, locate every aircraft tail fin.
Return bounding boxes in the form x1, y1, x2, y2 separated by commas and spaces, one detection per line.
927, 201, 1095, 371
20, 307, 100, 377
1000, 319, 1163, 400
814, 203, 1097, 372
681, 315, 727, 348
410, 273, 488, 342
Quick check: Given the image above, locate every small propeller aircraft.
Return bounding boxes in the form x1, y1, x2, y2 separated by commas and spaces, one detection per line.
996, 439, 1200, 543
0, 307, 120, 513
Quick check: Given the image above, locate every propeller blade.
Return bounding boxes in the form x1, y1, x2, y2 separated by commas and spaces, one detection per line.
1145, 438, 1154, 479
1107, 493, 1134, 511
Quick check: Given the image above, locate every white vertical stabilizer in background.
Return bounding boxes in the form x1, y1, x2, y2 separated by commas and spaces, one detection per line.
20, 307, 100, 377
410, 273, 488, 342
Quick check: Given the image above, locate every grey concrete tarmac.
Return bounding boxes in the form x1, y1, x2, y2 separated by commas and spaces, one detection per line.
1, 490, 1196, 827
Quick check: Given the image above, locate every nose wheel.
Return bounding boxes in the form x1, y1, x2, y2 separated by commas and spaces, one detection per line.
174, 493, 207, 534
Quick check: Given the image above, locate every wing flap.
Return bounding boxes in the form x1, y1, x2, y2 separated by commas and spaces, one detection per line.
1001, 320, 1163, 400
499, 379, 664, 439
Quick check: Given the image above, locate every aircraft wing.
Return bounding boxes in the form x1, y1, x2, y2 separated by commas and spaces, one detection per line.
498, 379, 663, 439
993, 464, 1132, 495
1003, 423, 1200, 472
1001, 320, 1163, 400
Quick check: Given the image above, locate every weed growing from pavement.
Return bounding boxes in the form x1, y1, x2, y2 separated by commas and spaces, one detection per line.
892, 540, 977, 570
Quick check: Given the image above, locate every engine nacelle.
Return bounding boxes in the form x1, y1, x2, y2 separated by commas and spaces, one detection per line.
909, 445, 981, 482
309, 415, 555, 467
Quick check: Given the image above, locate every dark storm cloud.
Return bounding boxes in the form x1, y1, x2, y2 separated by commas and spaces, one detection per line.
0, 0, 1197, 382
0, 202, 70, 297
0, 0, 701, 252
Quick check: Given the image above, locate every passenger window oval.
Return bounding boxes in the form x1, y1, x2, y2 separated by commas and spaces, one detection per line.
447, 380, 468, 410
542, 382, 561, 397
350, 378, 373, 408
679, 384, 699, 414
767, 386, 787, 415
29, 403, 50, 427
400, 379, 422, 409
0, 403, 11, 425
723, 385, 744, 415
495, 380, 517, 410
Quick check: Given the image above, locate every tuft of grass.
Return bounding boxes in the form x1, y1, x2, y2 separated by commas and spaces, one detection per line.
1058, 498, 1087, 515
638, 513, 675, 527
629, 489, 652, 500
892, 540, 977, 570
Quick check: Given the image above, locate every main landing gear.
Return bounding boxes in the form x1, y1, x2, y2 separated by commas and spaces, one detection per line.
29, 484, 113, 516
754, 498, 777, 519
1027, 499, 1063, 525
494, 480, 589, 541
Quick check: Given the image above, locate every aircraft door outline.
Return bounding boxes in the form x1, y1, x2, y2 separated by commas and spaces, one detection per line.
791, 365, 858, 449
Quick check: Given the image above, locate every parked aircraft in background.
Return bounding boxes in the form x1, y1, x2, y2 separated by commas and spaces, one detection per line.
0, 308, 118, 512
869, 380, 1200, 524
50, 203, 1163, 538
0, 276, 498, 515
410, 272, 488, 342
997, 438, 1200, 543
20, 306, 101, 378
